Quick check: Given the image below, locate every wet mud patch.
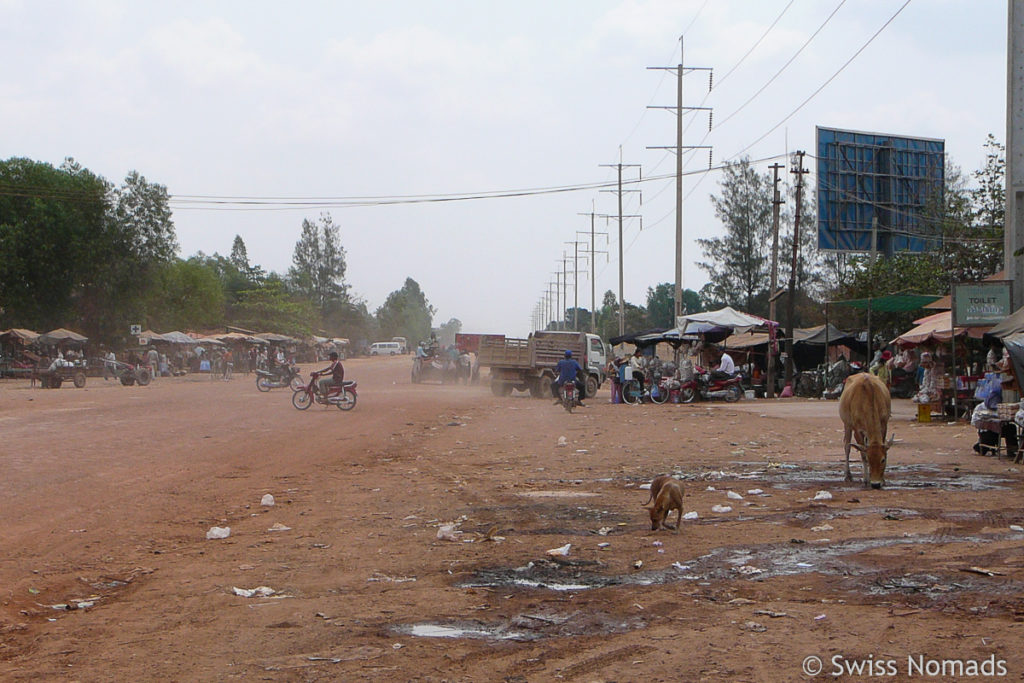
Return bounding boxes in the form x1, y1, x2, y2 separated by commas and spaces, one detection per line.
458, 531, 1024, 602
718, 462, 1016, 491
393, 610, 642, 641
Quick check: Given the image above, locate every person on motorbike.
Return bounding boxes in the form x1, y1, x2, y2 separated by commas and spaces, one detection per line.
313, 351, 345, 397
709, 346, 736, 381
551, 350, 586, 407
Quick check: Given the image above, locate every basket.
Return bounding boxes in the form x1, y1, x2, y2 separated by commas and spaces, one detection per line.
997, 402, 1019, 420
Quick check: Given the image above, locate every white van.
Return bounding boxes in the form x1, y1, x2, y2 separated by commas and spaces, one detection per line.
370, 341, 402, 356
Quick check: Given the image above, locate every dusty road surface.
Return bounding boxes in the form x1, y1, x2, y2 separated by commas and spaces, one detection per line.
2, 356, 1024, 681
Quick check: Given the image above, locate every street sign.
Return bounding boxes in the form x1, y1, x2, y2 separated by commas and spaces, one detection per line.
952, 281, 1013, 327
130, 324, 142, 335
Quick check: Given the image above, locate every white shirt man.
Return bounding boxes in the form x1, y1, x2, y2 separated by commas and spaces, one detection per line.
717, 351, 735, 375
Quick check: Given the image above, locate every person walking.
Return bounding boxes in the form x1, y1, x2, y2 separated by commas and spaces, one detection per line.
146, 346, 159, 381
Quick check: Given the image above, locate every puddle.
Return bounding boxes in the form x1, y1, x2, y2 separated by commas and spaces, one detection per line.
517, 491, 599, 498
401, 623, 532, 640
395, 612, 640, 641
683, 462, 1013, 492
459, 530, 1024, 598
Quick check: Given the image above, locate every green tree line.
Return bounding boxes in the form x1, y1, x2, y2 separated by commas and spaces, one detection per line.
0, 157, 435, 347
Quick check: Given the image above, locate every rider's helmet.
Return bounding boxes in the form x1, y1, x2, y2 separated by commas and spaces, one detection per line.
329, 351, 339, 360
564, 350, 572, 358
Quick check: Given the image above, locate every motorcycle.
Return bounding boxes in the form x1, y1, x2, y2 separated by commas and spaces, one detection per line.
679, 365, 743, 403
256, 363, 303, 392
292, 373, 357, 411
559, 381, 578, 413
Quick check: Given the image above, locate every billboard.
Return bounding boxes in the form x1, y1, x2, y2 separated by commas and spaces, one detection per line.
952, 281, 1013, 327
816, 126, 944, 253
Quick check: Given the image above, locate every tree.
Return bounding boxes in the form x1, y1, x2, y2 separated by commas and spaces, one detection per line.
231, 276, 319, 337
376, 278, 435, 344
111, 170, 178, 264
145, 259, 225, 331
0, 157, 109, 331
287, 212, 348, 313
645, 283, 675, 328
437, 318, 462, 346
228, 234, 266, 284
697, 158, 773, 313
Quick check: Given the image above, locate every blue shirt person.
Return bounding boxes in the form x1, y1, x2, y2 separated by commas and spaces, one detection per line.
551, 350, 586, 406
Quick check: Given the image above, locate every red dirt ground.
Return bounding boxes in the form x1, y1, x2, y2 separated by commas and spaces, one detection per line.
2, 355, 1024, 681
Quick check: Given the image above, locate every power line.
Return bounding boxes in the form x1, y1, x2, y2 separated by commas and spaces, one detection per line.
730, 0, 912, 160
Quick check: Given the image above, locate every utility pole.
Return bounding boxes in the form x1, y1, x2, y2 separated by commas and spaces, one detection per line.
577, 208, 609, 332
553, 271, 562, 331
599, 151, 641, 336
648, 37, 713, 322
785, 151, 809, 389
766, 162, 784, 399
565, 241, 587, 331
1007, 0, 1024, 309
561, 255, 570, 331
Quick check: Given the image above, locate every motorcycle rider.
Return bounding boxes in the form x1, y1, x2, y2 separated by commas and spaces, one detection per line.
551, 350, 586, 407
313, 351, 345, 397
709, 345, 736, 381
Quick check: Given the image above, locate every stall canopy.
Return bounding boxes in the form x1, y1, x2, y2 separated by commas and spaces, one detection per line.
139, 330, 169, 343
257, 332, 299, 344
38, 328, 88, 345
892, 310, 988, 346
608, 328, 668, 347
675, 306, 777, 336
0, 328, 39, 344
829, 293, 942, 313
161, 331, 199, 345
1002, 332, 1024, 387
985, 305, 1024, 340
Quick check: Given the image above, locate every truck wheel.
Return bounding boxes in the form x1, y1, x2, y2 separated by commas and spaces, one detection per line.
585, 375, 599, 399
73, 371, 86, 388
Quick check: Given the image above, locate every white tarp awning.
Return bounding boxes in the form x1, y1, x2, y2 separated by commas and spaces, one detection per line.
673, 306, 776, 336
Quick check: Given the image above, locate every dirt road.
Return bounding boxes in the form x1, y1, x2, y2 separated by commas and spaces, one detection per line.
2, 356, 1023, 681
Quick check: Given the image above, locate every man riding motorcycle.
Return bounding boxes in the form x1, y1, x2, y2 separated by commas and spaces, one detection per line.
551, 350, 586, 407
313, 351, 345, 397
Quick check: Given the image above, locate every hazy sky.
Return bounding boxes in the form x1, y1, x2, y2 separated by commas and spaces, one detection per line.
0, 0, 1007, 337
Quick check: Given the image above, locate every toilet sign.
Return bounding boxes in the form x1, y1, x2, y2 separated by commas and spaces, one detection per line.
130, 324, 142, 335
952, 281, 1012, 327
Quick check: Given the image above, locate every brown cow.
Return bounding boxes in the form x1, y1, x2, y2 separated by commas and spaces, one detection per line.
838, 372, 894, 488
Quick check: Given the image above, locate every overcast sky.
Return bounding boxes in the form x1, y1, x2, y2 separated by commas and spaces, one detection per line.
0, 0, 1007, 337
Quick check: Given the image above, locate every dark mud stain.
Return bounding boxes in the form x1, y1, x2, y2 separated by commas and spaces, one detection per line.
705, 462, 1015, 491
459, 530, 1024, 598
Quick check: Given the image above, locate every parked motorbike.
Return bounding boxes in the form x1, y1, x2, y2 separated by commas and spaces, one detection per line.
256, 363, 303, 392
679, 365, 743, 403
292, 373, 357, 411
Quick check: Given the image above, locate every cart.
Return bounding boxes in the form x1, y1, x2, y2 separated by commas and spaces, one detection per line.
38, 360, 89, 388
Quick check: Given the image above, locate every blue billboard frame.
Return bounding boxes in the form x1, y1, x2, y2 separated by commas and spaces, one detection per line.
816, 126, 944, 253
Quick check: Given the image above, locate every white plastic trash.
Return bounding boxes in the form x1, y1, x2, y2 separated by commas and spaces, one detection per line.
726, 491, 743, 500
711, 505, 733, 514
260, 494, 275, 507
812, 490, 833, 501
206, 526, 231, 540
744, 390, 755, 400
